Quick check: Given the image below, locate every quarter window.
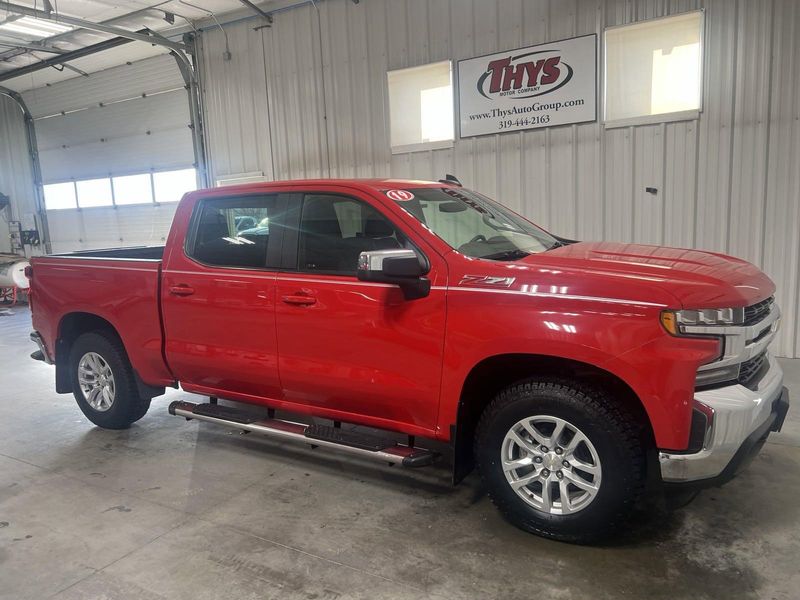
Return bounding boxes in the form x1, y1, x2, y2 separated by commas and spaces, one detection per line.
189, 196, 277, 269
297, 195, 406, 274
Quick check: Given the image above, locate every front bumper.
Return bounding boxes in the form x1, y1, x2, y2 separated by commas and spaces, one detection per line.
659, 355, 789, 485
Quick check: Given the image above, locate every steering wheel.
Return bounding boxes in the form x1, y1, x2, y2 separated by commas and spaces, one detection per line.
467, 234, 487, 244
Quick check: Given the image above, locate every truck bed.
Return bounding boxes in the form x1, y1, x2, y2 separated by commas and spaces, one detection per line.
46, 246, 165, 260
29, 249, 174, 387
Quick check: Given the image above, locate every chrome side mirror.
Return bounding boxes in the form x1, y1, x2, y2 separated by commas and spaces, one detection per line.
357, 249, 430, 300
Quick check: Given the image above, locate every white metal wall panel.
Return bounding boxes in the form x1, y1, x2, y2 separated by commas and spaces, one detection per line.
199, 0, 800, 357
266, 5, 329, 179
199, 22, 274, 183
202, 7, 330, 181
763, 0, 800, 358
0, 94, 37, 254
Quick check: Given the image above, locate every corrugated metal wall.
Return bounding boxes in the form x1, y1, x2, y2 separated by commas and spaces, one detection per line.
0, 93, 37, 255
199, 0, 800, 358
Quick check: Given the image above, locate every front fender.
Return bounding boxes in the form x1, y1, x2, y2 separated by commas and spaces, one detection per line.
437, 296, 719, 451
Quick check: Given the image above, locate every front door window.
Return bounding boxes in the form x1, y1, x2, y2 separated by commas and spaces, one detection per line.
297, 194, 408, 274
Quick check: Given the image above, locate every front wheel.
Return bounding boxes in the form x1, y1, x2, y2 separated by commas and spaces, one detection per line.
69, 330, 150, 429
474, 379, 646, 543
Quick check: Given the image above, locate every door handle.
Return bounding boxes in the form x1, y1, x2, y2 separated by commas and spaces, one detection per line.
281, 294, 316, 306
169, 284, 195, 297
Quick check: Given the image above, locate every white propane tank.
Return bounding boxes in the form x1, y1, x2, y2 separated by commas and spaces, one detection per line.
0, 260, 30, 289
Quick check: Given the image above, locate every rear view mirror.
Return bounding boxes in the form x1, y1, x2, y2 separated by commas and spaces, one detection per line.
357, 249, 430, 300
438, 201, 466, 213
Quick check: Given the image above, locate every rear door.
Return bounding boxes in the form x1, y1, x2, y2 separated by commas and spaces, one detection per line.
161, 193, 288, 400
274, 191, 447, 433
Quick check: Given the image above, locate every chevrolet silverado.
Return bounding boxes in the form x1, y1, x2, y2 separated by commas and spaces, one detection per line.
28, 178, 790, 542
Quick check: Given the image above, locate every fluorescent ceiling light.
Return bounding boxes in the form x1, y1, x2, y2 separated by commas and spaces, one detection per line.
0, 16, 73, 38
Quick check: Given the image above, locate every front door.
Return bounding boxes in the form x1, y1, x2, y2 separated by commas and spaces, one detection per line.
274, 192, 447, 433
161, 193, 286, 401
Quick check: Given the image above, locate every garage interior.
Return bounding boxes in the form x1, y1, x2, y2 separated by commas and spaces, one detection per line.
0, 1, 799, 599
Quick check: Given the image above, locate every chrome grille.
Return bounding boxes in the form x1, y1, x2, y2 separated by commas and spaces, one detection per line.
738, 351, 768, 388
743, 297, 774, 326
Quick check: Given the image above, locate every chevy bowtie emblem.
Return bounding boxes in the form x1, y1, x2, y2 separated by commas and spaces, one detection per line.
459, 275, 516, 288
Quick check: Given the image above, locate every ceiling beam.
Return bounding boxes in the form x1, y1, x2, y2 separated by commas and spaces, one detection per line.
0, 4, 176, 62
161, 0, 324, 39
237, 0, 273, 21
0, 14, 22, 27
0, 2, 187, 53
0, 40, 67, 54
0, 31, 138, 83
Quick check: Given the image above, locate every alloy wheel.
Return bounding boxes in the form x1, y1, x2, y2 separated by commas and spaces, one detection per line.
78, 352, 116, 412
501, 415, 602, 515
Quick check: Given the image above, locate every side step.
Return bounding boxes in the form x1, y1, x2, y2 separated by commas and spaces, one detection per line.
168, 401, 438, 468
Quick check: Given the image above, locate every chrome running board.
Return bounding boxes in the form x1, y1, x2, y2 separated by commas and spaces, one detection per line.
168, 401, 437, 467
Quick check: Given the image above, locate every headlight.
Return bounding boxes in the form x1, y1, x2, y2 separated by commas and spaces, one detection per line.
660, 307, 743, 335
660, 308, 743, 388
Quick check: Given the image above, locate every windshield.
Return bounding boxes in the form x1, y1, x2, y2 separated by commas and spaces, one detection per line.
390, 187, 558, 260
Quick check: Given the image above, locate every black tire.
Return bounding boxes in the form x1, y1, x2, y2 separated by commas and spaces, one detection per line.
474, 378, 646, 544
69, 330, 151, 429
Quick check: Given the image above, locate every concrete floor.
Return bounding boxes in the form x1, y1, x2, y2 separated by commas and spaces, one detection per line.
1, 305, 799, 600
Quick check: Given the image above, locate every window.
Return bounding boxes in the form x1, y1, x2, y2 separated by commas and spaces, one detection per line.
298, 195, 407, 274
604, 11, 703, 125
391, 187, 557, 260
43, 168, 197, 211
43, 182, 77, 210
154, 168, 197, 203
189, 196, 277, 269
76, 178, 113, 208
387, 61, 454, 153
113, 174, 153, 205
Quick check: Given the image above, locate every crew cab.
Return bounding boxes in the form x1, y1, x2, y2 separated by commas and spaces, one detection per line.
28, 178, 790, 543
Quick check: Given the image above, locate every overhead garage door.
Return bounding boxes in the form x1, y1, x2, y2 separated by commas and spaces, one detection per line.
22, 54, 196, 253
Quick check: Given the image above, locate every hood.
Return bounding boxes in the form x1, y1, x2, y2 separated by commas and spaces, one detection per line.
521, 241, 775, 308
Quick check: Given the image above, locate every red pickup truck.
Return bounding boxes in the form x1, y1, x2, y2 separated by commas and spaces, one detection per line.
28, 178, 789, 542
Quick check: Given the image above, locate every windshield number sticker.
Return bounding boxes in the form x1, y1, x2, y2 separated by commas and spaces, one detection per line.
386, 189, 415, 202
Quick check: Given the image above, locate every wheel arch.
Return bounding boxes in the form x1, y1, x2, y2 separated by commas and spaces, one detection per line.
55, 311, 163, 399
451, 353, 656, 484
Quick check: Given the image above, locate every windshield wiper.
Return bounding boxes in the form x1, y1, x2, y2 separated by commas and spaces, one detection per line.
482, 249, 530, 261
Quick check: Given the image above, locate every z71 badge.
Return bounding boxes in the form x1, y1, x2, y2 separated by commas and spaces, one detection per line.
459, 275, 516, 288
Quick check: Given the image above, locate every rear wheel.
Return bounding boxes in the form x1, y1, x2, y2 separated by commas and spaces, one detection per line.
69, 331, 150, 429
475, 378, 646, 543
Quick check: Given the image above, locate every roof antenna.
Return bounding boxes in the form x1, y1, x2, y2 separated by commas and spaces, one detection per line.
438, 174, 462, 187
